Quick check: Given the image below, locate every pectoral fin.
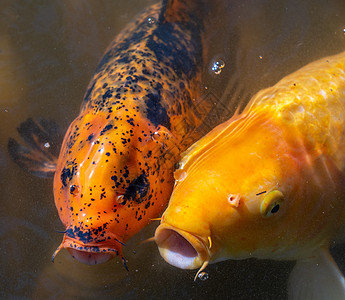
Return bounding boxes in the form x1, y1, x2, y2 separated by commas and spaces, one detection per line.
8, 118, 63, 178
288, 248, 345, 300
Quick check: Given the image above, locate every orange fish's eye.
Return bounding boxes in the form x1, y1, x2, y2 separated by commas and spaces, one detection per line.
69, 184, 79, 196
260, 190, 284, 218
116, 194, 126, 205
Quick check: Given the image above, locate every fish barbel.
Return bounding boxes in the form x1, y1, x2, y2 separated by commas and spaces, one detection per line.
155, 51, 345, 299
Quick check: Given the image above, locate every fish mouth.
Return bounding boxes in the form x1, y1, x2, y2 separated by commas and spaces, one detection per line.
67, 248, 114, 265
52, 236, 122, 265
154, 223, 210, 270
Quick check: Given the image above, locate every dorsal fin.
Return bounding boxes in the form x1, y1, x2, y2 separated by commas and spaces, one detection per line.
159, 0, 206, 24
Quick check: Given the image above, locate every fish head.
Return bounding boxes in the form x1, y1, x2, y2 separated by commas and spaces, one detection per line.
155, 110, 321, 270
53, 111, 179, 264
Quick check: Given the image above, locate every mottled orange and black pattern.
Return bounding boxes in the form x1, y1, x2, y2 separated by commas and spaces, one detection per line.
52, 0, 212, 264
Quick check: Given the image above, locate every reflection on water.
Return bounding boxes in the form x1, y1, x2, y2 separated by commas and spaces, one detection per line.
0, 0, 345, 298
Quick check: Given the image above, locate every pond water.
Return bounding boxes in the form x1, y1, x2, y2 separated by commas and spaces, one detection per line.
1, 0, 345, 299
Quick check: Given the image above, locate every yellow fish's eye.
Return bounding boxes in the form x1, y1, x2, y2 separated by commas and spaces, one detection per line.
260, 190, 284, 218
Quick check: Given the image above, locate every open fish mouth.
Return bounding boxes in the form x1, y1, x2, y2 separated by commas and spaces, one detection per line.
154, 223, 210, 270
52, 236, 122, 265
67, 248, 114, 265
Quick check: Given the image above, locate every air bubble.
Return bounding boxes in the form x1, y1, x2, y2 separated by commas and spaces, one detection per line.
198, 272, 209, 281
147, 17, 156, 25
211, 59, 225, 75
44, 142, 50, 148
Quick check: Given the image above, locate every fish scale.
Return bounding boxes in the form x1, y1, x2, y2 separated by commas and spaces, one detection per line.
52, 1, 211, 263
181, 52, 345, 176
249, 53, 345, 162
8, 0, 221, 267
155, 51, 345, 299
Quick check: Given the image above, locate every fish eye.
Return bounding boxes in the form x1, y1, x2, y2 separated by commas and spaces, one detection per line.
260, 190, 284, 218
69, 184, 79, 196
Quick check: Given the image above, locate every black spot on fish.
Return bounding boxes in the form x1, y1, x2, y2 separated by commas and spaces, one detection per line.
116, 53, 131, 64
123, 173, 150, 204
66, 225, 112, 245
123, 168, 129, 179
146, 21, 202, 78
144, 93, 171, 129
115, 30, 147, 60
61, 165, 75, 187
111, 175, 120, 188
66, 226, 94, 244
127, 118, 135, 126
102, 90, 113, 101
100, 124, 113, 136
87, 134, 94, 141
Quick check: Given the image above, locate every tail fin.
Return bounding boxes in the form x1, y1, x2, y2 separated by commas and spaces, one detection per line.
8, 118, 63, 178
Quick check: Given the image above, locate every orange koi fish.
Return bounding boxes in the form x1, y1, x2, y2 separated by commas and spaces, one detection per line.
155, 51, 345, 298
8, 0, 215, 267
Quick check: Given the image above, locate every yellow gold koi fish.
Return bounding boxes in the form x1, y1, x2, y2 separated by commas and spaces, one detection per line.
155, 51, 345, 299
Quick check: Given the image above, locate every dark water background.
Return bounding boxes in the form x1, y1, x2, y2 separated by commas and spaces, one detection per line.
1, 0, 345, 299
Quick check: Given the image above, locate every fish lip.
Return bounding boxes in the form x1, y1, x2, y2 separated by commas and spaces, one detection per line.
52, 235, 122, 263
154, 223, 210, 270
66, 248, 115, 265
62, 237, 121, 254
